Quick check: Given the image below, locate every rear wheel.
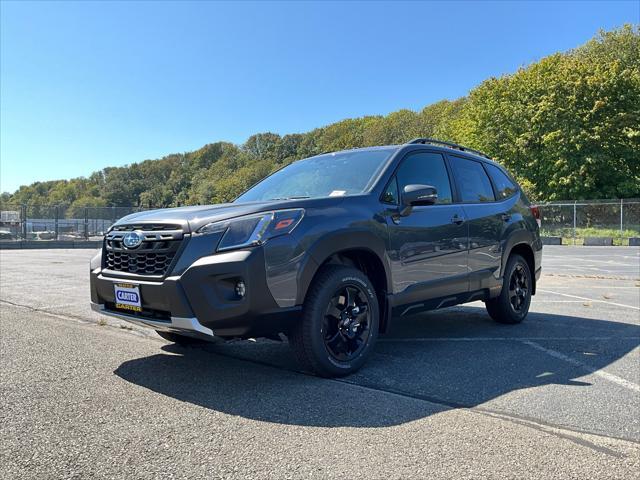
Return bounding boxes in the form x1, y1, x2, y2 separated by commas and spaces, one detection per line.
289, 265, 379, 377
486, 254, 532, 324
155, 330, 206, 346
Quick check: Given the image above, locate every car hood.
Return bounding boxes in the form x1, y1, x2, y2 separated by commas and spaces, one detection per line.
113, 197, 345, 232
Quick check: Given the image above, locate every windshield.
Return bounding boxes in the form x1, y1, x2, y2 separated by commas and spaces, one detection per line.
235, 149, 394, 203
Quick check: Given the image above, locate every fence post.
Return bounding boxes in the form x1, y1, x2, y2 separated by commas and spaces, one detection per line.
84, 207, 89, 240
21, 204, 27, 240
620, 199, 624, 236
573, 201, 577, 245
54, 206, 59, 240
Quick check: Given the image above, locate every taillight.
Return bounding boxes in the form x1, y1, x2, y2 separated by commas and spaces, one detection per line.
530, 205, 541, 228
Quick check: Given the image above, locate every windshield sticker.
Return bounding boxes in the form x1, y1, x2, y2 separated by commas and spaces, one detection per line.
329, 190, 346, 197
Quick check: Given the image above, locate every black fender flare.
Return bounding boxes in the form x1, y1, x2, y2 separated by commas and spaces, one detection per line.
295, 228, 392, 306
501, 229, 537, 292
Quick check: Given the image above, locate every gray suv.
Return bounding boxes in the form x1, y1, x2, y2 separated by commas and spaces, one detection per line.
90, 138, 542, 377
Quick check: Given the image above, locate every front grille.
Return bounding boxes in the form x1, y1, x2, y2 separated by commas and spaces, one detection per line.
106, 250, 176, 275
111, 224, 181, 232
104, 224, 184, 276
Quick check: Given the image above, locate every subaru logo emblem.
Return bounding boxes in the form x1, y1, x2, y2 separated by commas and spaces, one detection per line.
122, 230, 143, 249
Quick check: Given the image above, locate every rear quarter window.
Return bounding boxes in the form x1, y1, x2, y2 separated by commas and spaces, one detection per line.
485, 163, 518, 199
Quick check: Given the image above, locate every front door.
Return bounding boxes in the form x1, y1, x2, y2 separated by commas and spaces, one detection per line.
385, 151, 469, 303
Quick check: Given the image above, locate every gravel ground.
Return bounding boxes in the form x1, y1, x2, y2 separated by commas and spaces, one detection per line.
0, 247, 639, 479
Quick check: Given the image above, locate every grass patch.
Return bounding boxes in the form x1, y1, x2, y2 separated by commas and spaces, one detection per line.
541, 227, 640, 238
541, 227, 639, 245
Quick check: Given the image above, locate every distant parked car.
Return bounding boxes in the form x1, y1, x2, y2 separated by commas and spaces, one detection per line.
34, 231, 56, 240
59, 233, 84, 241
0, 230, 16, 240
90, 138, 542, 376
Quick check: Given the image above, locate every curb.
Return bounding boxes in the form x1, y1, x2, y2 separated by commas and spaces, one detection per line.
541, 236, 562, 245
0, 240, 102, 250
583, 237, 614, 246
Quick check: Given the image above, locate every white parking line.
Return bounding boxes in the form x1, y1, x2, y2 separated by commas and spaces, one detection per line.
380, 337, 640, 342
533, 300, 591, 303
542, 286, 639, 290
537, 289, 640, 311
522, 340, 640, 394
550, 257, 636, 263
545, 253, 640, 260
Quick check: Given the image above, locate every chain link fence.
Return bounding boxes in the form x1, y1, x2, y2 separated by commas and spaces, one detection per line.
538, 199, 640, 244
1, 200, 639, 243
0, 205, 150, 241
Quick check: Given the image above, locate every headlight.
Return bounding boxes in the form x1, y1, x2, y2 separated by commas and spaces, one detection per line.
197, 209, 305, 252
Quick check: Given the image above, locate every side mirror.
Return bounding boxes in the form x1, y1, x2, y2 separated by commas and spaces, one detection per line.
400, 184, 437, 216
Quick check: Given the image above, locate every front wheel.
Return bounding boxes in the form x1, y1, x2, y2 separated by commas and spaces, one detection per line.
485, 254, 532, 324
289, 265, 379, 377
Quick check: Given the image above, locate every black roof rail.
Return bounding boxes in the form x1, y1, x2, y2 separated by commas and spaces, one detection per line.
406, 138, 492, 159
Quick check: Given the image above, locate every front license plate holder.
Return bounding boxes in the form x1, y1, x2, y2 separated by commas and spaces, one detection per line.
114, 283, 142, 312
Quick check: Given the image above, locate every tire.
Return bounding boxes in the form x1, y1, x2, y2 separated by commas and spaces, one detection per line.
289, 265, 379, 377
485, 254, 532, 324
155, 330, 205, 346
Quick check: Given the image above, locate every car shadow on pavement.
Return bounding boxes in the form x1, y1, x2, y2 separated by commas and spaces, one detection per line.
114, 306, 640, 428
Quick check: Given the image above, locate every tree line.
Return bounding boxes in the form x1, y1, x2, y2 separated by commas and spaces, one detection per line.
2, 25, 638, 216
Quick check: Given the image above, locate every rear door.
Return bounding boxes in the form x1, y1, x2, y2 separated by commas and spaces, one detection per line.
447, 155, 503, 288
385, 151, 468, 301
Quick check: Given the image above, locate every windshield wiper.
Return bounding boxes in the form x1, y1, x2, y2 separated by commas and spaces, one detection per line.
267, 196, 310, 201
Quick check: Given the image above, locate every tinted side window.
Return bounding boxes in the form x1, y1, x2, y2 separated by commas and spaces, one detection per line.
485, 163, 517, 199
449, 156, 495, 203
396, 152, 453, 204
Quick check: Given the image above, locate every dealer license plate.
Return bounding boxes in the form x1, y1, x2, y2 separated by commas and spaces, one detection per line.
114, 283, 142, 312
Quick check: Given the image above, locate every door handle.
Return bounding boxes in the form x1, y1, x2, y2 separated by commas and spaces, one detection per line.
501, 213, 512, 222
451, 214, 465, 225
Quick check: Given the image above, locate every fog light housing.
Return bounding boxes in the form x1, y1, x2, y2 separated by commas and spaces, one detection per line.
235, 280, 246, 299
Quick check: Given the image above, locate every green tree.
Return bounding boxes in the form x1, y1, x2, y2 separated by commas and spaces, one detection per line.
4, 25, 638, 207
454, 25, 639, 200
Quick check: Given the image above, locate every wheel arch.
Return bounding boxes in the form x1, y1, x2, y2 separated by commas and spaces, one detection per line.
298, 233, 393, 333
505, 242, 537, 295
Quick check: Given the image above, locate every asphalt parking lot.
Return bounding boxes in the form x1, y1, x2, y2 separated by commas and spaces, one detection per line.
1, 246, 639, 478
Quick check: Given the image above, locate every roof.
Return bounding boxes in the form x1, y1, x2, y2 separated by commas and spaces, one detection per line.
305, 140, 503, 168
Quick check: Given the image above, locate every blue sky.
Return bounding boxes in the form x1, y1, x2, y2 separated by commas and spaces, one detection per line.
1, 1, 638, 193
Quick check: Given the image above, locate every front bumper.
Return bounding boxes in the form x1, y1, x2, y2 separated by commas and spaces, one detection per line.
90, 247, 301, 338
90, 301, 215, 340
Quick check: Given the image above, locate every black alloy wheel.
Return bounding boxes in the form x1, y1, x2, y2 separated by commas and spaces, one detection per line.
289, 265, 379, 377
485, 254, 532, 324
323, 285, 372, 362
509, 264, 529, 313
